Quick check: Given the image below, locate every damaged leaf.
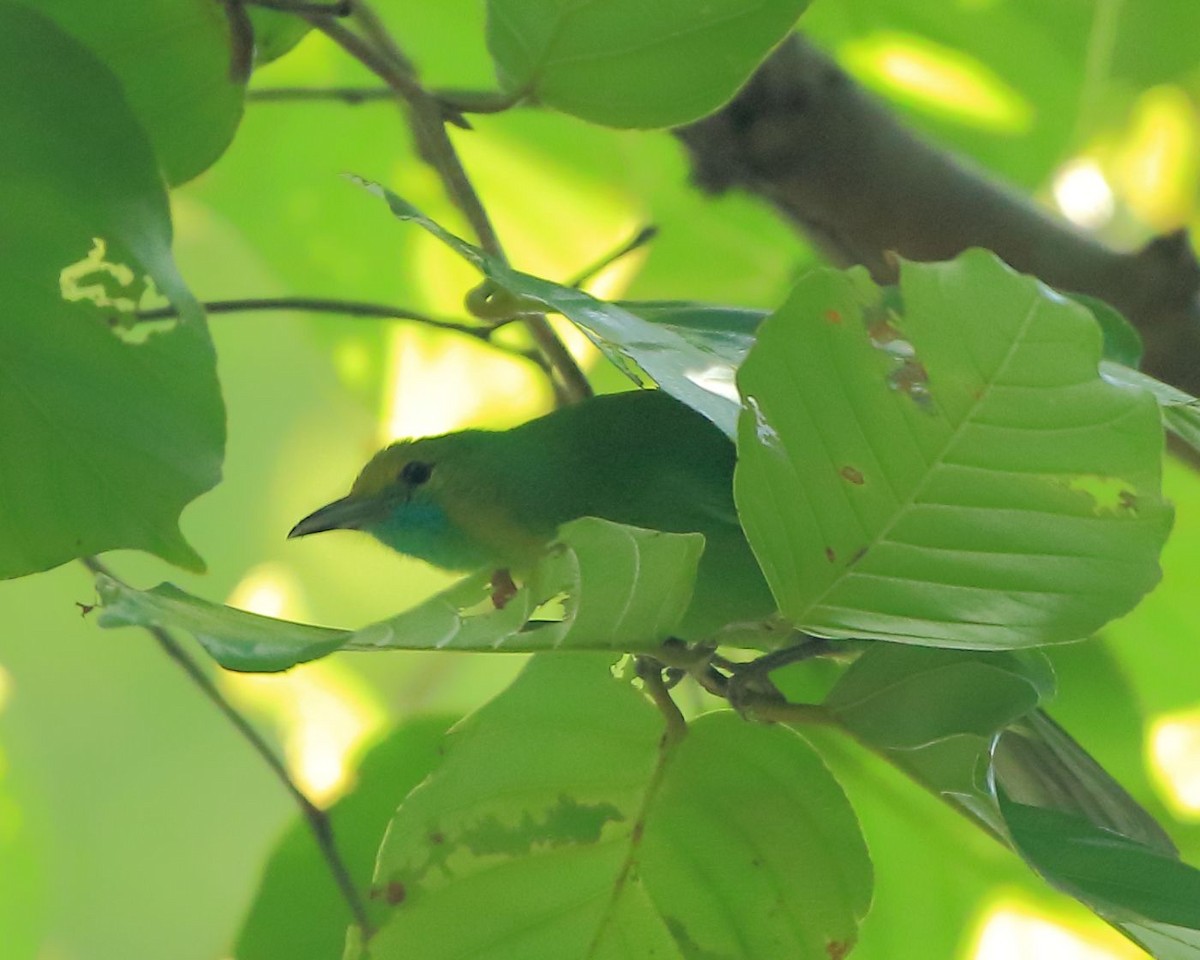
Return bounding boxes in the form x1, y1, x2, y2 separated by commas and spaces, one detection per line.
95, 518, 704, 671
735, 250, 1172, 648
0, 4, 222, 579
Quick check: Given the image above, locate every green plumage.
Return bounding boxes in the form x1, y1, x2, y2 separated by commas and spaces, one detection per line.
290, 390, 776, 640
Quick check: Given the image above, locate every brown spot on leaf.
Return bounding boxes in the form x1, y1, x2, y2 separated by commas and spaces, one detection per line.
824, 547, 836, 563
384, 881, 406, 905
429, 831, 445, 845
827, 939, 852, 960
850, 547, 867, 565
840, 466, 865, 485
825, 309, 843, 325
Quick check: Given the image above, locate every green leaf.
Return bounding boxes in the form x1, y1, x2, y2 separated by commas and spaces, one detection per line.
735, 249, 1172, 648
1069, 295, 1144, 368
825, 645, 1053, 749
247, 7, 310, 66
0, 4, 223, 579
995, 711, 1177, 857
237, 716, 455, 960
638, 713, 872, 960
32, 0, 244, 184
485, 0, 811, 128
1100, 361, 1200, 458
619, 299, 765, 363
95, 518, 704, 671
366, 655, 871, 960
817, 644, 1196, 954
1000, 797, 1200, 933
95, 577, 345, 672
351, 181, 748, 436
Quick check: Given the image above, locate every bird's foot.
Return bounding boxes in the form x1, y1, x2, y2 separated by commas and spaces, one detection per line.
490, 568, 518, 609
724, 637, 833, 720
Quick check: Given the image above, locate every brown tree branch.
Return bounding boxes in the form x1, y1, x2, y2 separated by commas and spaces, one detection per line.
676, 34, 1200, 399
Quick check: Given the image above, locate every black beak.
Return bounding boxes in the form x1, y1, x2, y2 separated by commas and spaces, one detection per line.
288, 495, 374, 539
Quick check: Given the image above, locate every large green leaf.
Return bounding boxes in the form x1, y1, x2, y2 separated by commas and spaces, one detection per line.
735, 250, 1172, 649
0, 4, 223, 578
95, 518, 704, 671
364, 654, 871, 960
32, 0, 244, 184
486, 0, 810, 128
237, 717, 455, 960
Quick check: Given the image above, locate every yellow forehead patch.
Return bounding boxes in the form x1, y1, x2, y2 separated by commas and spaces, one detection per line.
351, 443, 415, 497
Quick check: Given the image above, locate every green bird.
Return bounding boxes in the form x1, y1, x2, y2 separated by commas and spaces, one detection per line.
288, 389, 776, 641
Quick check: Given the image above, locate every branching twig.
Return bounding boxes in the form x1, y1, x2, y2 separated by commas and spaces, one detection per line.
303, 5, 593, 403
80, 556, 375, 939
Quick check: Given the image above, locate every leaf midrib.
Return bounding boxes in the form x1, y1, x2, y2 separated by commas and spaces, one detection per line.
799, 291, 1042, 625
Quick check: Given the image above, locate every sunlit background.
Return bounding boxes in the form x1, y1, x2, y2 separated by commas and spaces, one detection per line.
2, 2, 1199, 959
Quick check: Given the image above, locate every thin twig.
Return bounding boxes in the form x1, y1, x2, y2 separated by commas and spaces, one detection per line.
567, 225, 659, 289
248, 86, 523, 117
243, 0, 351, 14
80, 556, 375, 939
304, 6, 593, 403
248, 86, 394, 105
136, 296, 488, 338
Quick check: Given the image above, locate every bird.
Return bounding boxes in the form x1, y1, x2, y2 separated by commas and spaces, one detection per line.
288, 389, 777, 641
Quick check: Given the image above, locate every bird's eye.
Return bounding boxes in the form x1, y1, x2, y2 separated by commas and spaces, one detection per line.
400, 460, 433, 486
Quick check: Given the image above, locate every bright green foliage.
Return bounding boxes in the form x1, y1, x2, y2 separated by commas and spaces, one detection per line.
246, 7, 310, 66
637, 713, 872, 959
96, 518, 705, 670
817, 644, 1200, 943
1002, 799, 1200, 950
0, 5, 223, 578
237, 717, 454, 960
354, 180, 749, 436
736, 250, 1172, 648
486, 0, 810, 128
825, 645, 1053, 749
363, 654, 871, 960
29, 0, 243, 184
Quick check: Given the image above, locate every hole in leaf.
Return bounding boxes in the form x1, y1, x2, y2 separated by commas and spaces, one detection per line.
1061, 474, 1140, 515
59, 237, 173, 343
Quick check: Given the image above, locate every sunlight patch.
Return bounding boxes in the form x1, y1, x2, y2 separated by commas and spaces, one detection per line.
841, 32, 1033, 133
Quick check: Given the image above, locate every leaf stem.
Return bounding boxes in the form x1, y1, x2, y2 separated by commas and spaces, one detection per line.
79, 556, 375, 940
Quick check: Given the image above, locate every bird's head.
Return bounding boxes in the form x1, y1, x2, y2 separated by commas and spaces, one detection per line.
287, 432, 523, 572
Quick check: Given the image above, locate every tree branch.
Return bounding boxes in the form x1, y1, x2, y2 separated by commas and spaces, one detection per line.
79, 556, 375, 941
676, 34, 1200, 399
